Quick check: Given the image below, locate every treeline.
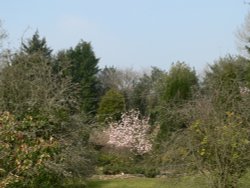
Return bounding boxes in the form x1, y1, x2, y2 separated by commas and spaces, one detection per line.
1, 15, 250, 187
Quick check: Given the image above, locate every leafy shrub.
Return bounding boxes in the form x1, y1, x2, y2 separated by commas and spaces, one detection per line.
0, 112, 61, 188
62, 178, 87, 188
102, 165, 159, 177
97, 89, 125, 122
98, 151, 134, 175
186, 95, 250, 188
144, 168, 160, 178
98, 151, 160, 177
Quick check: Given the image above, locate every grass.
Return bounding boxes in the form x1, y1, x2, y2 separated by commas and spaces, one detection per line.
86, 176, 207, 188
64, 170, 250, 188
86, 172, 250, 188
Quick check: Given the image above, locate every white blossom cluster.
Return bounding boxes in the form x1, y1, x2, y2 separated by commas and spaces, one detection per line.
105, 110, 152, 155
240, 86, 250, 95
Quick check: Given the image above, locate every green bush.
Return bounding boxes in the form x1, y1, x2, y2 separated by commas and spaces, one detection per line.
144, 168, 160, 178
0, 112, 61, 188
97, 89, 125, 122
98, 151, 160, 177
9, 168, 62, 188
63, 178, 87, 188
103, 165, 123, 175
102, 165, 160, 177
98, 152, 133, 175
98, 152, 118, 166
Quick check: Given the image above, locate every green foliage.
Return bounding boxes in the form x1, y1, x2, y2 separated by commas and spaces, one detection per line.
102, 165, 159, 178
0, 52, 77, 125
97, 151, 134, 175
4, 18, 250, 188
0, 36, 96, 186
98, 66, 119, 94
98, 66, 139, 111
63, 179, 87, 188
97, 150, 159, 177
0, 112, 61, 188
131, 74, 152, 115
10, 168, 62, 188
203, 55, 250, 110
131, 67, 165, 117
66, 40, 100, 114
187, 96, 250, 188
97, 89, 125, 122
161, 62, 198, 103
153, 62, 197, 142
156, 104, 187, 142
21, 31, 52, 58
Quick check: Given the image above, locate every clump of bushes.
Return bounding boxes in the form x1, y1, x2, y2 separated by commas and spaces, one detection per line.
97, 151, 159, 178
0, 112, 61, 188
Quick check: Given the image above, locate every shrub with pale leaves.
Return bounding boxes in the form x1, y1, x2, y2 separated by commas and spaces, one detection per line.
0, 112, 59, 187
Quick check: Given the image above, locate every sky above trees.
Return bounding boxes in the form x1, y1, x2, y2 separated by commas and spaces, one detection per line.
0, 0, 249, 73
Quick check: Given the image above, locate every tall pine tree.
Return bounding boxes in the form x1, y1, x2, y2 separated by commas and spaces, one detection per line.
67, 40, 100, 115
21, 30, 52, 58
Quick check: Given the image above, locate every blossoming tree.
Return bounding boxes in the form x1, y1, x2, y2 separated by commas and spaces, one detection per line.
105, 110, 152, 155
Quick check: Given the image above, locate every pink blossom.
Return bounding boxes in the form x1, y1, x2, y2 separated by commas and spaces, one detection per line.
105, 110, 152, 154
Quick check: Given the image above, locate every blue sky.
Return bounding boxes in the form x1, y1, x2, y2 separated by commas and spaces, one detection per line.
0, 0, 249, 73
